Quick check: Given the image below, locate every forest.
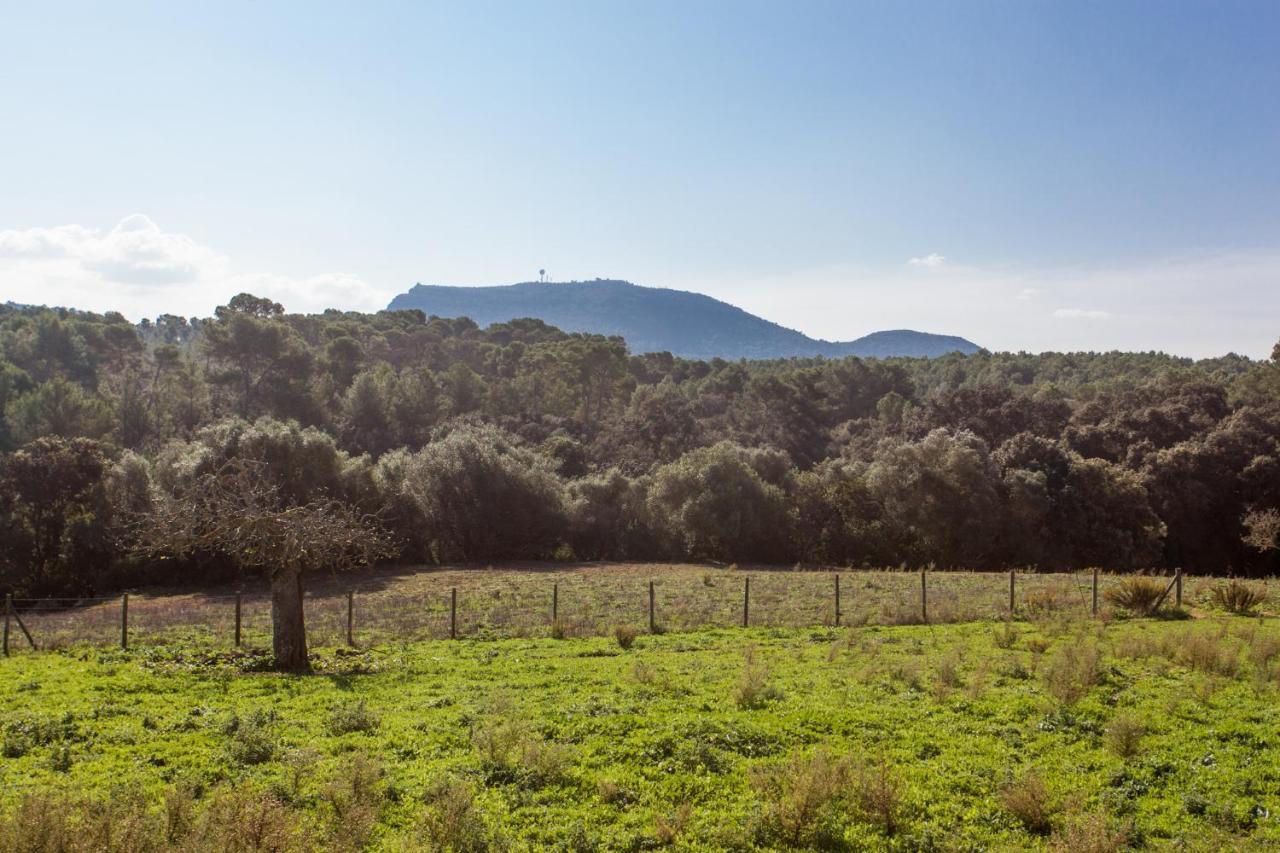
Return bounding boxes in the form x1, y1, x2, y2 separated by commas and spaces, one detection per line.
1, 293, 1278, 599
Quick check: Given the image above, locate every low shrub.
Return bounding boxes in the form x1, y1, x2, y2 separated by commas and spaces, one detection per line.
1041, 641, 1101, 706
415, 778, 492, 853
750, 748, 851, 847
613, 624, 639, 650
326, 699, 380, 735
1206, 579, 1268, 615
855, 759, 905, 837
1104, 576, 1167, 615
1104, 714, 1146, 760
736, 648, 784, 710
1001, 770, 1057, 835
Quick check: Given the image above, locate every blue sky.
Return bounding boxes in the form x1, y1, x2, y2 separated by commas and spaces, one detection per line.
1, 1, 1277, 356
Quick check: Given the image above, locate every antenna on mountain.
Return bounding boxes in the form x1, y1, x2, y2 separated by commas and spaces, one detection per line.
539, 268, 546, 283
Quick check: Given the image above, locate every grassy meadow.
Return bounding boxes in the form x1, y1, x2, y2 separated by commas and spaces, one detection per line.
2, 585, 1280, 851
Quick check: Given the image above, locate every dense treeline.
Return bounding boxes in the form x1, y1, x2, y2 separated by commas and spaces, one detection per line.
1, 293, 1277, 596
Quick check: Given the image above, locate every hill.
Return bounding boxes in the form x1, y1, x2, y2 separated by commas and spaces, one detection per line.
387, 279, 979, 359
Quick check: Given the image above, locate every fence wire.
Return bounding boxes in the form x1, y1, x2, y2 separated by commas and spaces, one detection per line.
2, 568, 1172, 654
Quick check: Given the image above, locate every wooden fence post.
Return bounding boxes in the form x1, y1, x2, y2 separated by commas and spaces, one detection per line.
120, 594, 129, 650
834, 574, 841, 627
920, 570, 927, 623
648, 581, 656, 633
1092, 569, 1099, 617
2, 594, 10, 657
1009, 570, 1016, 615
346, 590, 355, 647
552, 582, 558, 624
450, 587, 457, 639
234, 592, 242, 647
1175, 568, 1183, 609
743, 577, 750, 628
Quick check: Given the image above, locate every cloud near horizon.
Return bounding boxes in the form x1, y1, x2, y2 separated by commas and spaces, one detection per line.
907, 252, 946, 268
0, 215, 388, 319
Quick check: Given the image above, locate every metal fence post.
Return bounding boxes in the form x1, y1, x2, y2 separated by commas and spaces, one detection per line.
1009, 570, 1016, 615
450, 587, 457, 639
1092, 569, 1099, 617
120, 594, 129, 650
234, 592, 242, 647
552, 582, 558, 624
648, 580, 656, 633
743, 577, 750, 628
2, 594, 10, 657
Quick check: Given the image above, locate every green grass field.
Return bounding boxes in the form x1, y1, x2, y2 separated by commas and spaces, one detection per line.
2, 607, 1280, 851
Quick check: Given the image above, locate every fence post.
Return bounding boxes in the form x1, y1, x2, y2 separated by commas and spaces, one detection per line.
1009, 570, 1016, 615
834, 574, 841, 627
648, 580, 656, 633
234, 591, 242, 648
450, 587, 457, 639
920, 570, 927, 623
2, 594, 10, 657
743, 577, 750, 628
120, 593, 129, 650
346, 590, 355, 647
1175, 568, 1183, 609
1092, 569, 1099, 617
552, 582, 558, 624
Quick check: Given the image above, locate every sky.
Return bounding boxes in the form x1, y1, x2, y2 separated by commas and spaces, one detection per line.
1, 1, 1277, 358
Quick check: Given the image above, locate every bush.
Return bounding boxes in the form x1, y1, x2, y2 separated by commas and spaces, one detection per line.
223, 708, 277, 766
736, 649, 784, 710
855, 759, 905, 836
750, 748, 850, 847
1206, 579, 1268, 615
613, 624, 639, 650
1104, 576, 1168, 615
1041, 641, 1101, 706
415, 778, 492, 853
1001, 770, 1057, 835
326, 700, 380, 735
1105, 714, 1146, 759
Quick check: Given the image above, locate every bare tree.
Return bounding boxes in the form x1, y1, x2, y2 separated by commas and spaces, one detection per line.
1244, 509, 1280, 553
129, 460, 396, 672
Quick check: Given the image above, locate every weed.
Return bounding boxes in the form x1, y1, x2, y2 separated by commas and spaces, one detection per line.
550, 619, 567, 640
1001, 770, 1057, 835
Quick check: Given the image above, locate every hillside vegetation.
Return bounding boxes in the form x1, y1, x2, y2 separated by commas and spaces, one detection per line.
0, 295, 1278, 603
388, 280, 979, 360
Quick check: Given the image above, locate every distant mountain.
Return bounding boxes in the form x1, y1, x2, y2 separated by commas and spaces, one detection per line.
388, 279, 980, 360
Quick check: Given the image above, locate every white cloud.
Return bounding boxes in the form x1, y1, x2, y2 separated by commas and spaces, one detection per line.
0, 215, 389, 318
907, 252, 946, 268
1017, 287, 1042, 301
1053, 308, 1112, 320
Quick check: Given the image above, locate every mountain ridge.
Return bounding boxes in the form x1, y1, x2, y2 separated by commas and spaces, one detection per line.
387, 279, 980, 360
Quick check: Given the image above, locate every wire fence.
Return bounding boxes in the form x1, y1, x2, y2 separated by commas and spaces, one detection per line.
0, 565, 1237, 656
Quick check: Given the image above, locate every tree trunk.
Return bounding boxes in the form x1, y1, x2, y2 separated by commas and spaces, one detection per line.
270, 566, 310, 673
